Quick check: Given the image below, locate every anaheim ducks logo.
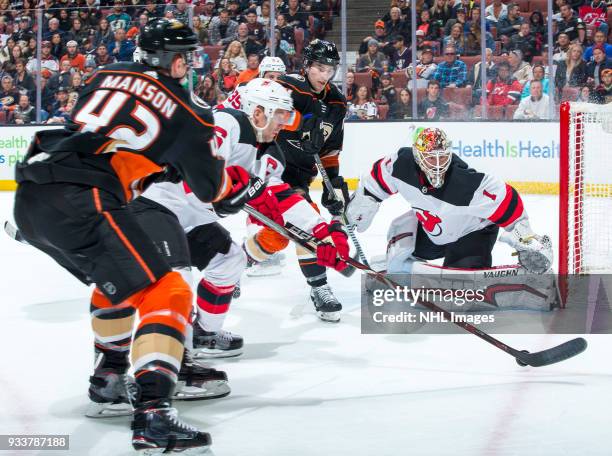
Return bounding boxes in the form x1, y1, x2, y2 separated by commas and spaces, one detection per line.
321, 122, 333, 141
413, 207, 442, 236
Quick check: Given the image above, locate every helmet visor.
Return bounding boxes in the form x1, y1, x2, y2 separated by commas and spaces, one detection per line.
273, 108, 296, 126
309, 61, 338, 79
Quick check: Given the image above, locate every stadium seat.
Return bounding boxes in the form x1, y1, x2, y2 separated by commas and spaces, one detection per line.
528, 0, 548, 13
461, 56, 480, 72
518, 2, 530, 12
294, 27, 305, 57
354, 72, 373, 89
532, 55, 546, 66
203, 45, 223, 63
443, 87, 472, 106
473, 104, 504, 120
490, 26, 497, 40
448, 102, 468, 119
561, 87, 580, 102
377, 103, 389, 120
391, 70, 407, 89
416, 87, 428, 103
504, 104, 518, 119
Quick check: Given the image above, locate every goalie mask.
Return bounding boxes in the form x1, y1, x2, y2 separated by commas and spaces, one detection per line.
413, 127, 452, 189
241, 78, 295, 142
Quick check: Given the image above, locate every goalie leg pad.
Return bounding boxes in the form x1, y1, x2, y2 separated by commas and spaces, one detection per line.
386, 211, 419, 273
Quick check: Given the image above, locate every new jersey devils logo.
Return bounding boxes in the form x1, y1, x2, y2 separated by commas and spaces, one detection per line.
414, 207, 442, 236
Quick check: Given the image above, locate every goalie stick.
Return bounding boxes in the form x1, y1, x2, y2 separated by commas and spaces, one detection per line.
4, 220, 28, 244
243, 205, 588, 368
312, 153, 369, 275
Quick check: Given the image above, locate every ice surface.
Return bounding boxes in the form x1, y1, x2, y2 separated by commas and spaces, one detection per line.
1, 191, 610, 456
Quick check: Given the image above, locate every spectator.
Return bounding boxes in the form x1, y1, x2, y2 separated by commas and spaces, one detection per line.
7, 44, 24, 72
510, 23, 537, 61
556, 2, 581, 42
418, 79, 448, 119
486, 61, 522, 106
521, 64, 551, 99
165, 0, 189, 24
578, 1, 608, 35
214, 57, 239, 93
454, 0, 477, 18
345, 71, 359, 102
577, 85, 592, 102
514, 80, 551, 119
555, 43, 588, 90
58, 9, 72, 33
198, 0, 217, 33
12, 93, 34, 124
385, 7, 408, 41
0, 75, 19, 111
107, 28, 135, 62
485, 0, 508, 24
529, 11, 547, 51
26, 40, 59, 75
407, 46, 438, 88
347, 85, 378, 120
592, 68, 612, 104
234, 22, 263, 56
389, 34, 410, 72
68, 18, 90, 48
357, 39, 386, 89
12, 16, 32, 43
417, 9, 440, 42
226, 0, 242, 23
43, 18, 63, 41
225, 40, 247, 72
584, 30, 612, 61
433, 45, 467, 88
276, 14, 296, 51
107, 0, 132, 31
468, 47, 497, 102
379, 73, 397, 108
430, 0, 452, 30
509, 49, 533, 86
258, 1, 272, 27
359, 20, 390, 55
586, 45, 612, 87
60, 40, 86, 72
235, 53, 260, 84
244, 8, 265, 45
390, 88, 413, 119
553, 32, 571, 63
443, 23, 466, 56
91, 42, 116, 67
81, 0, 103, 27
209, 9, 239, 47
141, 0, 163, 20
67, 71, 84, 94
12, 58, 34, 96
93, 18, 114, 48
195, 74, 219, 106
192, 45, 212, 76
575, 22, 589, 48
465, 22, 495, 56
497, 3, 523, 39
48, 59, 73, 92
284, 0, 308, 32
262, 30, 290, 69
444, 7, 467, 37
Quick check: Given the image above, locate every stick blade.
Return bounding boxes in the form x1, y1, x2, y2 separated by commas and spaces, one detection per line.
518, 337, 588, 367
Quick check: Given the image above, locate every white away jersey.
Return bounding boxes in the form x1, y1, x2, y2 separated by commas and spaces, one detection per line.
142, 108, 286, 232
361, 147, 526, 245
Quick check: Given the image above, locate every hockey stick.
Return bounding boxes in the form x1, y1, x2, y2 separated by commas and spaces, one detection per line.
243, 205, 588, 367
313, 154, 369, 271
4, 220, 28, 244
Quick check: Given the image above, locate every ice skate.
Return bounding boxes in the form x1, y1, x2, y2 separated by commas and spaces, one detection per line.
132, 399, 212, 454
246, 252, 285, 277
191, 322, 244, 359
86, 368, 138, 418
173, 350, 231, 401
310, 284, 342, 322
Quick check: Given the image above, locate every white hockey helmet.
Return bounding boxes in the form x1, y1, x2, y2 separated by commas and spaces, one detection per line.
258, 56, 286, 78
412, 127, 452, 188
241, 78, 295, 141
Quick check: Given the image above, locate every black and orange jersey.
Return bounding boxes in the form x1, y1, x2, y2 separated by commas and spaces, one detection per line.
19, 62, 225, 204
276, 73, 347, 180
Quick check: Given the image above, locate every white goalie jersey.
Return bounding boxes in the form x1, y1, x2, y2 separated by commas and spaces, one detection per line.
358, 147, 527, 245
142, 108, 286, 232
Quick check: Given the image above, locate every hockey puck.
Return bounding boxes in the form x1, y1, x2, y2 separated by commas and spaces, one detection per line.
515, 350, 530, 367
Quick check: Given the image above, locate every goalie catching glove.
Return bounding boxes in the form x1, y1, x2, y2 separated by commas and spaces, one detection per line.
499, 217, 553, 274
213, 165, 283, 225
345, 185, 381, 232
312, 220, 349, 271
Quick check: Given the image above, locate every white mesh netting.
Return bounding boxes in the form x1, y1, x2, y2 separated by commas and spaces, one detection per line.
565, 103, 612, 273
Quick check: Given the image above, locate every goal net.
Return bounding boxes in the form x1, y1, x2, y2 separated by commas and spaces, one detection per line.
559, 102, 612, 277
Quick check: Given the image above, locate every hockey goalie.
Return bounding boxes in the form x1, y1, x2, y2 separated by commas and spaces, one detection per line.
346, 127, 557, 312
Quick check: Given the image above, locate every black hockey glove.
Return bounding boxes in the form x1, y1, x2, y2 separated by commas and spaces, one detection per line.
139, 165, 182, 192
321, 176, 349, 216
213, 166, 266, 217
301, 113, 326, 156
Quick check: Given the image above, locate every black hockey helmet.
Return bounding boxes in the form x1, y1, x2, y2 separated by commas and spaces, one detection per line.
139, 18, 198, 71
303, 39, 340, 67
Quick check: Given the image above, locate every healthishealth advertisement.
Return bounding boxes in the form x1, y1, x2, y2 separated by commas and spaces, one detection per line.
342, 121, 561, 185
0, 125, 60, 188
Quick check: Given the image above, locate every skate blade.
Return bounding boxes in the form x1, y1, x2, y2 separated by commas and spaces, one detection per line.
317, 311, 341, 323
85, 401, 133, 418
191, 348, 243, 359
246, 265, 282, 277
173, 381, 231, 401
137, 444, 213, 455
